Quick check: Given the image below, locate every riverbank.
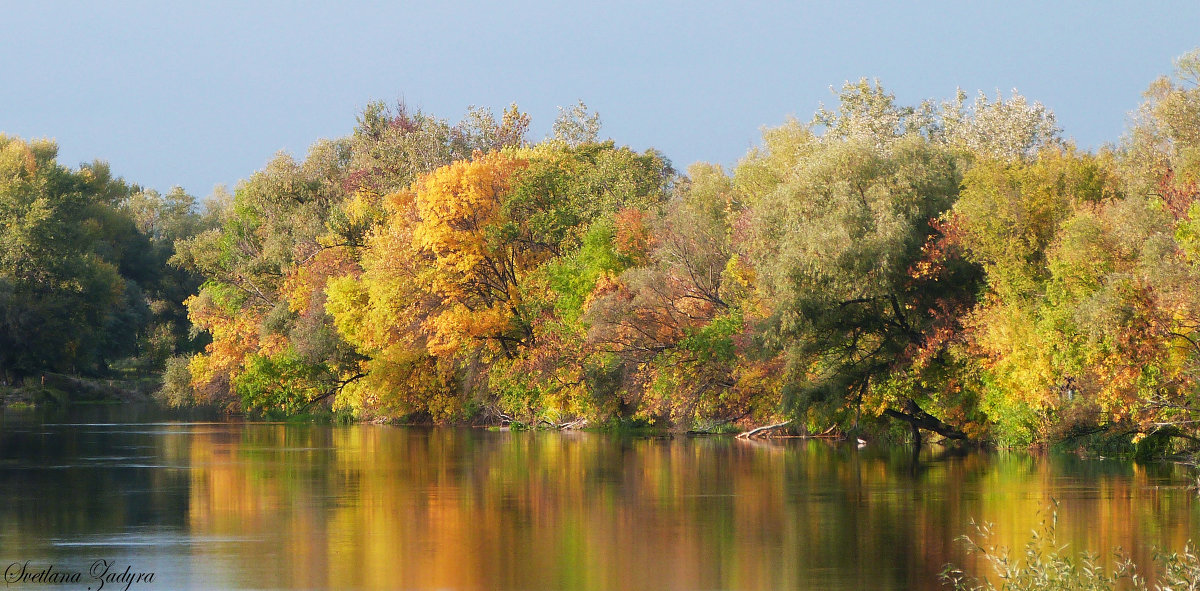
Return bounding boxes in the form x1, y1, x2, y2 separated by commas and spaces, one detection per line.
0, 373, 157, 409
8, 378, 1199, 466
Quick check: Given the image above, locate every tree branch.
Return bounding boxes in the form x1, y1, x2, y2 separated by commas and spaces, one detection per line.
883, 398, 967, 441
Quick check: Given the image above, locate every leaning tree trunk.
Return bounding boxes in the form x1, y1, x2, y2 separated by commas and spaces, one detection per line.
883, 397, 967, 442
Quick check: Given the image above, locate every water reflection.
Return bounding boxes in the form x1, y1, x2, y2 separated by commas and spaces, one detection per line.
0, 408, 1196, 590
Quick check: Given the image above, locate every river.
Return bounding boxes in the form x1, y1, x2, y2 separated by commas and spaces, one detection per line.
0, 404, 1196, 590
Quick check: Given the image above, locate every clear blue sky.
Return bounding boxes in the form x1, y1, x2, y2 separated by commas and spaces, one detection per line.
2, 1, 1198, 197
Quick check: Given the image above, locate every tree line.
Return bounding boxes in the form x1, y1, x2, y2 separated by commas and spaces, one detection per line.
0, 136, 213, 383
6, 51, 1200, 449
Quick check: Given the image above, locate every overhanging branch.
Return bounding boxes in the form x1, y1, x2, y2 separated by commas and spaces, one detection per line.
884, 397, 967, 441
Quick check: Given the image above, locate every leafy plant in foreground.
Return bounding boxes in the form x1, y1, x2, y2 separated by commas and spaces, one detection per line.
941, 505, 1200, 590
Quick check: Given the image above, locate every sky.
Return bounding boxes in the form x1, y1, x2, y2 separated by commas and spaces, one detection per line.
2, 1, 1199, 197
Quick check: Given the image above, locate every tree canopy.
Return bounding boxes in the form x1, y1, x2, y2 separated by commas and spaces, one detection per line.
10, 50, 1200, 453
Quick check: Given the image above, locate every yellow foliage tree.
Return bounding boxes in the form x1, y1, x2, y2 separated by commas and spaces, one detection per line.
411, 151, 532, 358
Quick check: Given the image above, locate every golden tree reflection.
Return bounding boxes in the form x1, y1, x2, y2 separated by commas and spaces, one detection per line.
180, 428, 1198, 590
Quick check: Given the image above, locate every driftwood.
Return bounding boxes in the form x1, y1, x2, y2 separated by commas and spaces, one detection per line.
737, 420, 792, 439
494, 413, 588, 430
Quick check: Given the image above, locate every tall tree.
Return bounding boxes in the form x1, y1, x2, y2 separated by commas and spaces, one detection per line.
740, 81, 979, 440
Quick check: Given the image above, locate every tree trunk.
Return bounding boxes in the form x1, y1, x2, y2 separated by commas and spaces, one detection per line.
883, 398, 967, 441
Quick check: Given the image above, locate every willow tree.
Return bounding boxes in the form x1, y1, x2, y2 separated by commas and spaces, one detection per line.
740, 81, 981, 442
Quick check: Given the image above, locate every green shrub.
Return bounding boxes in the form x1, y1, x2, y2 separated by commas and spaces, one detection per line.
156, 355, 195, 408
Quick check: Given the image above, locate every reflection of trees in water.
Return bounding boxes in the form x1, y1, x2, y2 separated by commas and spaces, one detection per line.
9, 418, 1189, 589
177, 428, 1199, 590
2, 419, 1193, 589
0, 419, 1192, 589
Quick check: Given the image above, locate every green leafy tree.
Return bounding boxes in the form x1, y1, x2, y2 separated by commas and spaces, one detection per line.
740, 82, 980, 440
0, 136, 147, 378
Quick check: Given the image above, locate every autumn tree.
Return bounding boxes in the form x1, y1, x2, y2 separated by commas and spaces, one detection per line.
325, 137, 673, 422
954, 150, 1120, 443
485, 141, 674, 422
172, 101, 534, 414
582, 162, 776, 428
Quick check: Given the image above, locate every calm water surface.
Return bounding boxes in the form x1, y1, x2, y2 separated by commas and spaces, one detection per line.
1, 405, 1197, 590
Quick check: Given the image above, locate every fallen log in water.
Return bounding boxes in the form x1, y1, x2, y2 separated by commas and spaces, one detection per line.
736, 420, 792, 439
